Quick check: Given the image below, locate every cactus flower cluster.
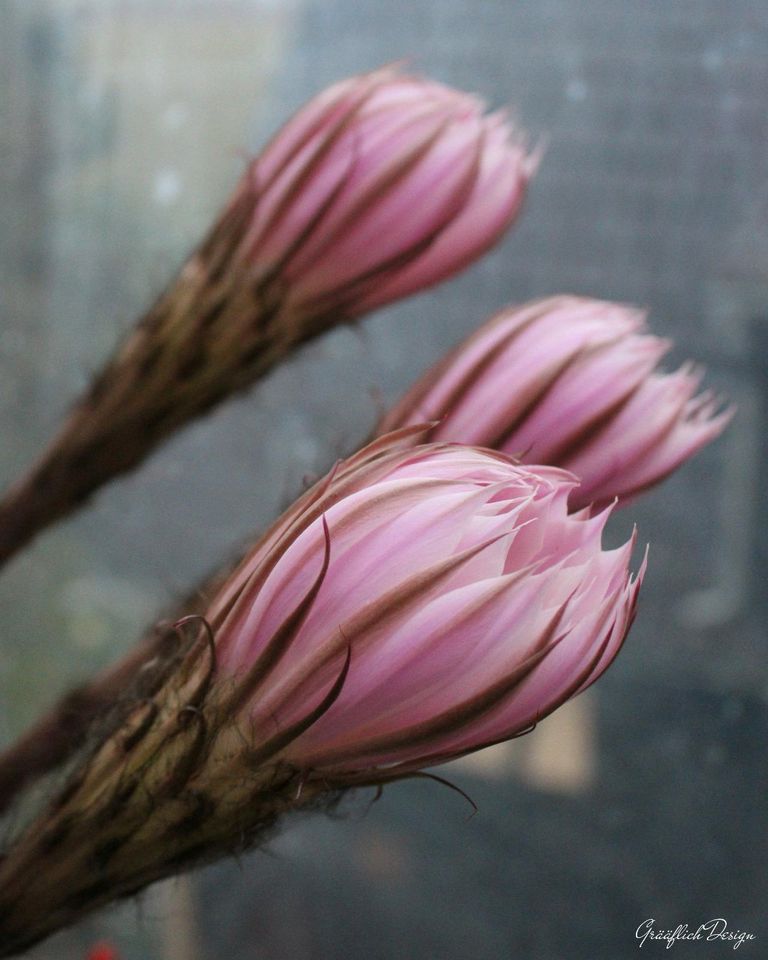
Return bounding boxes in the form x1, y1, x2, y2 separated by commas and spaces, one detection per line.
0, 64, 731, 957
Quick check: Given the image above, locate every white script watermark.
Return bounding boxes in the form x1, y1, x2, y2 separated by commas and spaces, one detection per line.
636, 919, 756, 950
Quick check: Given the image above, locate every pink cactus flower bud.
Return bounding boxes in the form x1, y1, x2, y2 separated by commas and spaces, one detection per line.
210, 431, 644, 778
0, 434, 644, 951
0, 65, 534, 570
238, 63, 535, 315
378, 296, 733, 511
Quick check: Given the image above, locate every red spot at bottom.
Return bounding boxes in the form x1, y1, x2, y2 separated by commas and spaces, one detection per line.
87, 943, 120, 960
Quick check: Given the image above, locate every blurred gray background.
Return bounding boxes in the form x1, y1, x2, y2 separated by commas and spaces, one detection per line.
1, 1, 766, 957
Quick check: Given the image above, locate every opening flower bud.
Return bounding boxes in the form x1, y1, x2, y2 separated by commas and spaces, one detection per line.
0, 434, 642, 954
210, 431, 644, 776
378, 296, 732, 510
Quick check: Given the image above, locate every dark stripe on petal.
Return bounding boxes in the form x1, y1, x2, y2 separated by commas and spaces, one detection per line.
246, 644, 352, 767
226, 517, 333, 716
300, 601, 571, 767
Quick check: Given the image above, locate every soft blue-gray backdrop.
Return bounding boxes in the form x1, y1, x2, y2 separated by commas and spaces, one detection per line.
1, 2, 766, 957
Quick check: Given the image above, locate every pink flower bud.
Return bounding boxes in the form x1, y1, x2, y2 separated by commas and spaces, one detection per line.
379, 296, 733, 511
0, 66, 534, 570
237, 64, 535, 316
0, 436, 643, 947
211, 432, 644, 779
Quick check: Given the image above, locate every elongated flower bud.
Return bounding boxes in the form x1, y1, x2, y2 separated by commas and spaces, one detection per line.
379, 296, 732, 510
0, 433, 642, 954
0, 66, 533, 567
241, 65, 534, 314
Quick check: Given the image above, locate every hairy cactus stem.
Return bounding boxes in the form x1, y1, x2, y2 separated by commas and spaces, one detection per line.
0, 621, 332, 957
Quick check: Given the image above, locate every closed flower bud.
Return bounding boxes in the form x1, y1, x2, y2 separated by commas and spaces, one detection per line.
0, 66, 533, 567
378, 296, 732, 510
0, 433, 642, 954
241, 64, 534, 315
